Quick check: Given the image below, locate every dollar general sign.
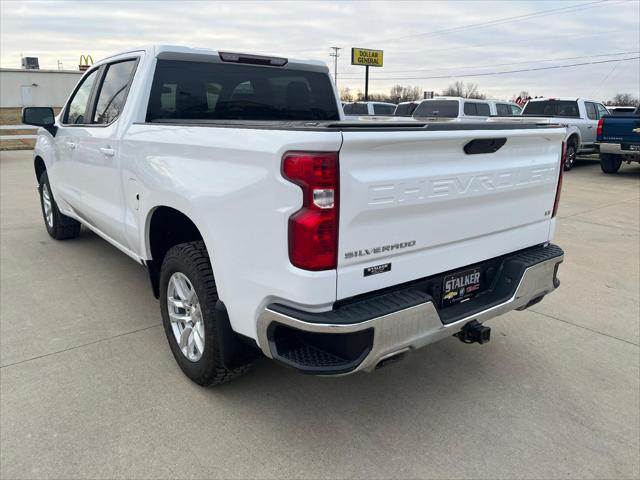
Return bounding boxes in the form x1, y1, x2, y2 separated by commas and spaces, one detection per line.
351, 48, 383, 67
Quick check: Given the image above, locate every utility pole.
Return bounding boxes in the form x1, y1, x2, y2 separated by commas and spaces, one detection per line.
329, 47, 341, 87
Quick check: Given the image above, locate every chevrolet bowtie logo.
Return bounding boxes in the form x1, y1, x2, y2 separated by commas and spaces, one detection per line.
633, 128, 640, 134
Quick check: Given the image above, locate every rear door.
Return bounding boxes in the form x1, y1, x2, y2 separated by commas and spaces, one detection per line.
336, 126, 565, 299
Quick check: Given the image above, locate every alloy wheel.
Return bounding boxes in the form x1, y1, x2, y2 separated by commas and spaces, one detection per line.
42, 183, 53, 228
167, 272, 205, 362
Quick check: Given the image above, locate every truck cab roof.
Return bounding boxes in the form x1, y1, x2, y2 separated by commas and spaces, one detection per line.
98, 44, 328, 72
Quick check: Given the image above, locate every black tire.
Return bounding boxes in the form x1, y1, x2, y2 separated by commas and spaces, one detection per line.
563, 142, 577, 171
159, 241, 251, 386
600, 153, 622, 174
38, 171, 81, 240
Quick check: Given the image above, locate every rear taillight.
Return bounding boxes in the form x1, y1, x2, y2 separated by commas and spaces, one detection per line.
282, 151, 339, 270
596, 118, 604, 138
553, 141, 565, 218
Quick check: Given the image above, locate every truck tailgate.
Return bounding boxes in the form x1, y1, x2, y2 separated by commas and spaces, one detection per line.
337, 126, 565, 299
600, 116, 640, 143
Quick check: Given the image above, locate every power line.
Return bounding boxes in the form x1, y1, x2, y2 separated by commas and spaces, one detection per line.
338, 56, 640, 81
338, 50, 640, 77
349, 0, 614, 46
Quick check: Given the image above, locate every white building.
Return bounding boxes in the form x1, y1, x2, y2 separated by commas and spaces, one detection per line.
0, 68, 83, 108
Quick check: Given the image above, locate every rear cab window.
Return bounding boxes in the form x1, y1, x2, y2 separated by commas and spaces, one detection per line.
585, 102, 598, 120
523, 100, 580, 117
413, 100, 459, 118
146, 60, 340, 122
343, 103, 369, 115
373, 104, 395, 115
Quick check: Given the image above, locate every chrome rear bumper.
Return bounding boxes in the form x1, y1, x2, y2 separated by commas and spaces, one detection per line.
257, 246, 563, 375
600, 143, 640, 157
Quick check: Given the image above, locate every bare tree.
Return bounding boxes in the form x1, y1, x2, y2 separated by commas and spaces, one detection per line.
441, 81, 486, 99
389, 85, 422, 103
606, 93, 639, 107
366, 92, 393, 102
339, 86, 354, 102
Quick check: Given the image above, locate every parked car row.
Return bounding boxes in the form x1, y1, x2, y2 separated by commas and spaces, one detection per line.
342, 97, 522, 120
342, 97, 638, 172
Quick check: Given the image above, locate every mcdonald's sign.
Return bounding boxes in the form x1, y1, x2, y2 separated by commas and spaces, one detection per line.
79, 54, 94, 71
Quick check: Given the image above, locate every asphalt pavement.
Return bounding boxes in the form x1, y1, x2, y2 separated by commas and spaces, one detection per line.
1, 150, 638, 479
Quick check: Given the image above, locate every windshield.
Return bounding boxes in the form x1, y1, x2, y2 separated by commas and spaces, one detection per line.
522, 100, 579, 117
413, 100, 459, 118
146, 60, 340, 122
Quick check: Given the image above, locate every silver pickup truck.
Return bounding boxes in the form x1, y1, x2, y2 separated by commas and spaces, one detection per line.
490, 97, 610, 170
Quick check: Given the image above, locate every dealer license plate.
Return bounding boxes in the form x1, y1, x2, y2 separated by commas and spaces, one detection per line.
442, 267, 482, 307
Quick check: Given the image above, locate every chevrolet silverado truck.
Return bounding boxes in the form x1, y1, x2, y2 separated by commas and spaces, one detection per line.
491, 97, 610, 171
22, 45, 566, 385
597, 106, 640, 173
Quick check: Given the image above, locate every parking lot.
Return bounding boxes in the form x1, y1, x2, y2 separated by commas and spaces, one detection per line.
0, 150, 638, 479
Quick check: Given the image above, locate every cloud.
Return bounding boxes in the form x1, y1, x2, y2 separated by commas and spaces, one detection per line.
1, 0, 638, 100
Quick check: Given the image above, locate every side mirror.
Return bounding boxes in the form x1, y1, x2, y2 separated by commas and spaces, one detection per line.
22, 107, 57, 136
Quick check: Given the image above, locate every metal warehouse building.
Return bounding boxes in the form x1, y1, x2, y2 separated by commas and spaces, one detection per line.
0, 69, 83, 108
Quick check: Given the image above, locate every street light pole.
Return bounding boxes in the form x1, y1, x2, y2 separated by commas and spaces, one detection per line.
329, 47, 341, 87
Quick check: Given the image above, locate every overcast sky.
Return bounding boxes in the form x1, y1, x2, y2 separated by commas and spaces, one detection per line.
1, 0, 638, 101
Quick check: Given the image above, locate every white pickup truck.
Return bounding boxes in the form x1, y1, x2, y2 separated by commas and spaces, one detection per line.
493, 97, 610, 171
23, 45, 566, 385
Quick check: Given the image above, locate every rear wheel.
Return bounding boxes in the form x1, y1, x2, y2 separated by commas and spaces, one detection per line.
38, 171, 81, 240
600, 153, 622, 174
563, 143, 577, 171
159, 241, 251, 386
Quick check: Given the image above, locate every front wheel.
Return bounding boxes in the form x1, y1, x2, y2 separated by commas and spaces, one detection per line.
563, 143, 577, 171
159, 241, 251, 386
38, 171, 81, 240
600, 153, 622, 174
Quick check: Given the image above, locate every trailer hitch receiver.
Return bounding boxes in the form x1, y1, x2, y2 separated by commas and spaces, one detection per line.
456, 320, 491, 344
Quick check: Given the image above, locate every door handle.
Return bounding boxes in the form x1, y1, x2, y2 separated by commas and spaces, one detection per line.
587, 125, 593, 128
100, 147, 115, 157
66, 141, 77, 149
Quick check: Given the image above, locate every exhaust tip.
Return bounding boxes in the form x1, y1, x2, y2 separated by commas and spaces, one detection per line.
375, 348, 410, 370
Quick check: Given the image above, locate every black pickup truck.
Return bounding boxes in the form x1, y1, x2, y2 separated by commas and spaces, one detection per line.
597, 106, 640, 173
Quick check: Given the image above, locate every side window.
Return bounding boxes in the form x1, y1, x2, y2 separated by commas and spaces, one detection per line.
496, 104, 511, 116
476, 103, 490, 116
93, 60, 137, 124
463, 103, 477, 115
596, 104, 609, 118
585, 102, 598, 120
510, 104, 522, 115
63, 69, 99, 125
